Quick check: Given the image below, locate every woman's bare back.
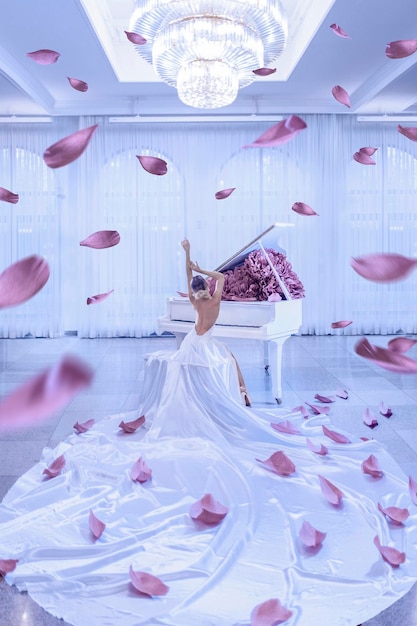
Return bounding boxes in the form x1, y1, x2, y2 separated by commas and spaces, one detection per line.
193, 298, 221, 335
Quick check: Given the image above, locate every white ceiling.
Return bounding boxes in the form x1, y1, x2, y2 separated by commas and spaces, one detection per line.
0, 0, 416, 118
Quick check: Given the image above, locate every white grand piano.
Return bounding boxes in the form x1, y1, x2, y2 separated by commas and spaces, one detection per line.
158, 223, 303, 403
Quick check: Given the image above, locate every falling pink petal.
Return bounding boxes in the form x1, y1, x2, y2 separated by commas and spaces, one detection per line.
360, 436, 371, 441
386, 40, 417, 59
118, 415, 145, 433
306, 438, 328, 456
409, 475, 417, 505
292, 405, 309, 418
332, 85, 351, 108
243, 115, 307, 148
0, 355, 93, 431
43, 454, 65, 478
250, 597, 293, 626
131, 456, 152, 483
363, 407, 379, 429
322, 425, 350, 443
89, 510, 106, 539
330, 23, 351, 39
136, 155, 167, 176
129, 565, 169, 596
67, 77, 88, 92
256, 451, 296, 476
398, 125, 417, 142
299, 520, 327, 548
44, 125, 98, 169
73, 418, 95, 434
215, 187, 235, 200
0, 187, 19, 204
379, 401, 392, 418
362, 454, 383, 478
319, 475, 344, 505
387, 337, 417, 353
378, 502, 409, 525
124, 31, 147, 45
351, 253, 417, 283
314, 393, 335, 403
26, 49, 60, 65
0, 255, 49, 309
306, 402, 330, 415
331, 320, 352, 329
0, 559, 19, 576
87, 289, 114, 305
80, 230, 120, 249
336, 388, 349, 399
176, 291, 188, 298
267, 293, 282, 302
353, 151, 376, 165
291, 201, 318, 216
354, 337, 417, 373
359, 147, 378, 156
374, 536, 406, 567
270, 420, 301, 434
189, 493, 228, 525
253, 67, 277, 76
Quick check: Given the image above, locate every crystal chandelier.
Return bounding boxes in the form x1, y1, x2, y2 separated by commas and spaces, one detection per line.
129, 0, 288, 109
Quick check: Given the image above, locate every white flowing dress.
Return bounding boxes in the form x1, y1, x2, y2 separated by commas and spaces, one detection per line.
1, 328, 417, 626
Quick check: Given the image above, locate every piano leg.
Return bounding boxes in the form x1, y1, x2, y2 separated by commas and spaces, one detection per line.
267, 338, 286, 404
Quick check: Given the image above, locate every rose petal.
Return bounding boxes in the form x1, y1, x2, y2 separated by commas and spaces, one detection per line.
89, 510, 106, 539
387, 337, 417, 353
332, 85, 351, 108
398, 125, 417, 142
0, 355, 93, 431
409, 475, 417, 505
43, 454, 65, 478
319, 475, 344, 505
215, 187, 235, 200
322, 425, 350, 443
87, 289, 114, 305
243, 115, 307, 148
267, 293, 282, 302
80, 230, 120, 249
362, 454, 383, 477
378, 502, 409, 525
351, 253, 417, 283
306, 438, 328, 455
73, 418, 95, 434
124, 31, 147, 45
354, 337, 417, 373
363, 407, 379, 429
299, 520, 327, 548
379, 401, 392, 418
256, 451, 296, 476
250, 597, 293, 626
131, 456, 152, 483
129, 565, 169, 596
189, 493, 228, 525
119, 415, 145, 433
44, 125, 98, 168
331, 320, 352, 329
0, 187, 19, 203
136, 155, 167, 176
374, 535, 406, 567
270, 420, 301, 434
67, 77, 88, 92
353, 151, 376, 165
291, 201, 318, 216
314, 393, 335, 403
176, 291, 188, 298
335, 388, 349, 399
252, 67, 277, 77
386, 40, 417, 59
306, 402, 330, 415
330, 23, 350, 38
26, 49, 60, 65
0, 559, 19, 576
292, 405, 310, 418
0, 255, 50, 309
359, 147, 378, 156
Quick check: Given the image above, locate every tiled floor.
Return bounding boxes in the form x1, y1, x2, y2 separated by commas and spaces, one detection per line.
1, 333, 417, 626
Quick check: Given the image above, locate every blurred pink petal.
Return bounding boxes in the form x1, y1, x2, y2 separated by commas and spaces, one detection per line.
378, 502, 409, 525
0, 559, 19, 576
363, 407, 379, 429
359, 146, 378, 156
215, 187, 235, 200
119, 415, 145, 433
322, 425, 350, 443
299, 520, 327, 548
267, 293, 282, 302
124, 31, 147, 45
256, 451, 296, 476
292, 405, 309, 418
80, 230, 120, 249
332, 85, 351, 108
353, 151, 376, 165
43, 454, 65, 478
67, 77, 88, 92
291, 201, 318, 216
331, 320, 352, 329
398, 125, 417, 142
354, 337, 417, 373
360, 436, 372, 441
136, 155, 167, 176
270, 420, 301, 434
319, 475, 344, 505
387, 337, 417, 353
253, 67, 277, 76
89, 510, 106, 539
0, 355, 93, 431
379, 401, 392, 418
129, 565, 169, 596
386, 40, 417, 59
243, 115, 307, 148
0, 187, 19, 203
351, 253, 417, 283
336, 388, 349, 399
409, 475, 417, 505
26, 49, 60, 64
0, 255, 50, 309
362, 454, 383, 478
189, 493, 228, 525
306, 402, 330, 415
44, 125, 98, 168
330, 23, 350, 38
87, 289, 114, 305
314, 393, 335, 403
306, 438, 328, 455
131, 456, 152, 483
250, 597, 293, 625
176, 291, 188, 298
73, 418, 95, 434
374, 536, 406, 567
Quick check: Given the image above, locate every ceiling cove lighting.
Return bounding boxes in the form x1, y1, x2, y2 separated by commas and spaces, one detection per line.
108, 115, 283, 123
129, 0, 288, 109
357, 115, 417, 122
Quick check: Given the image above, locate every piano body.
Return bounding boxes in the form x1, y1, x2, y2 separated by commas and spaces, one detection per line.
158, 223, 303, 403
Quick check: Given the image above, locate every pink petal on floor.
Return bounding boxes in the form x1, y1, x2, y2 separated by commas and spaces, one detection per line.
351, 253, 417, 282
87, 289, 114, 305
299, 520, 327, 548
189, 493, 228, 525
306, 438, 328, 455
362, 454, 383, 478
397, 125, 417, 142
359, 147, 378, 156
67, 77, 88, 92
306, 402, 330, 415
26, 49, 60, 64
119, 415, 145, 433
332, 85, 351, 107
0, 354, 93, 431
243, 115, 307, 148
131, 457, 152, 483
291, 201, 318, 216
270, 420, 301, 434
330, 23, 351, 38
124, 31, 147, 45
379, 401, 392, 418
0, 559, 19, 576
136, 155, 167, 175
89, 510, 106, 539
0, 255, 50, 309
319, 475, 344, 505
377, 502, 409, 525
44, 124, 98, 168
353, 151, 376, 165
0, 187, 19, 203
387, 337, 417, 353
176, 291, 188, 298
331, 320, 352, 329
336, 388, 349, 399
363, 407, 379, 429
43, 454, 65, 478
73, 418, 95, 433
409, 475, 417, 505
250, 597, 293, 625
314, 393, 335, 403
129, 565, 169, 596
292, 405, 309, 418
386, 39, 417, 59
256, 451, 296, 476
80, 230, 120, 249
374, 536, 406, 567
215, 187, 235, 200
354, 337, 417, 373
322, 425, 350, 443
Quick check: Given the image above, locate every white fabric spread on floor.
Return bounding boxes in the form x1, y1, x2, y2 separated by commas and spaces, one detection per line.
1, 328, 417, 626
